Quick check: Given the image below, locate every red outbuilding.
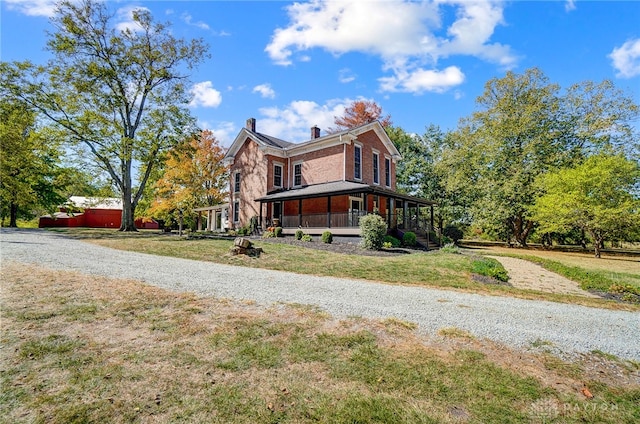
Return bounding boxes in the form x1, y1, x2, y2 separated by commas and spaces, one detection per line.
39, 196, 159, 229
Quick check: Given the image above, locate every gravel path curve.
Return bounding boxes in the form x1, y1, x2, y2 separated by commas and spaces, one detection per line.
2, 228, 639, 360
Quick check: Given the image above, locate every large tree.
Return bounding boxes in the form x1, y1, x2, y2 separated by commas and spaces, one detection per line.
531, 154, 640, 258
446, 68, 639, 246
0, 100, 66, 227
149, 130, 228, 228
329, 100, 392, 133
450, 68, 564, 246
389, 125, 468, 231
0, 0, 209, 231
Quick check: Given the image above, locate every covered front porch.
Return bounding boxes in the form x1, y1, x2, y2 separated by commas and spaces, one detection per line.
194, 203, 229, 232
255, 181, 437, 240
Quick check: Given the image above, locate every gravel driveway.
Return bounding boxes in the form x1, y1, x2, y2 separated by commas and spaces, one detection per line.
2, 228, 639, 361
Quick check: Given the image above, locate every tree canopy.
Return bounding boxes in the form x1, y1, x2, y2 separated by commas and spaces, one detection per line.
443, 68, 639, 246
0, 99, 67, 227
330, 100, 392, 133
1, 0, 209, 231
531, 154, 640, 257
149, 130, 228, 228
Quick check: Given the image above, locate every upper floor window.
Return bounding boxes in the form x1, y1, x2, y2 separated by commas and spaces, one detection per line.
372, 152, 379, 185
234, 172, 241, 192
293, 162, 302, 187
273, 163, 283, 188
384, 157, 391, 187
354, 144, 362, 180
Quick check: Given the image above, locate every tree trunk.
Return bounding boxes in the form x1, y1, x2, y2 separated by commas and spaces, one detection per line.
9, 202, 18, 227
119, 189, 138, 232
510, 214, 534, 247
590, 231, 603, 258
119, 159, 138, 232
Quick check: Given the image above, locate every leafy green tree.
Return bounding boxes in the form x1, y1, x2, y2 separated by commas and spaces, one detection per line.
531, 154, 640, 258
454, 68, 564, 246
562, 80, 639, 161
389, 125, 467, 233
0, 100, 67, 227
1, 0, 209, 231
445, 68, 638, 246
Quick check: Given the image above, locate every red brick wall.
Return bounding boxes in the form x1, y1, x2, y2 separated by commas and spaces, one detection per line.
288, 144, 344, 186
344, 130, 396, 189
230, 139, 267, 227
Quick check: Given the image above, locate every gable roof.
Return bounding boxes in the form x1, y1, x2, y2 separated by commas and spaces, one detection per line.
223, 120, 400, 163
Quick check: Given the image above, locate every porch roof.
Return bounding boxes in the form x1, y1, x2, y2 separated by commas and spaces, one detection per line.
193, 203, 229, 212
255, 181, 436, 206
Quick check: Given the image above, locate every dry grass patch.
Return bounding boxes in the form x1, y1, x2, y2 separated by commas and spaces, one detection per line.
2, 261, 639, 423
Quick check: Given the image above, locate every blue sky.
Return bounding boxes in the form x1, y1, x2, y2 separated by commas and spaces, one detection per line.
2, 0, 639, 147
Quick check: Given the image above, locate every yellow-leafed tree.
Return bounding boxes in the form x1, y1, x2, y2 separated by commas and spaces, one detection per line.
150, 130, 228, 229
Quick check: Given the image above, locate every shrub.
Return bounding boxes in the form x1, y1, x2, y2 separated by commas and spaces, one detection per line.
274, 227, 283, 238
321, 231, 333, 244
443, 225, 464, 244
295, 229, 304, 240
359, 214, 387, 250
262, 230, 274, 238
472, 257, 509, 282
301, 234, 313, 242
383, 235, 401, 248
440, 243, 460, 254
402, 231, 417, 247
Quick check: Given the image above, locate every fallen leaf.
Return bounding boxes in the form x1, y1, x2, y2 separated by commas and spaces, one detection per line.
581, 386, 593, 399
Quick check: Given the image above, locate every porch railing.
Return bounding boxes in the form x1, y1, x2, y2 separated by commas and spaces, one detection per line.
278, 211, 367, 228
272, 211, 433, 233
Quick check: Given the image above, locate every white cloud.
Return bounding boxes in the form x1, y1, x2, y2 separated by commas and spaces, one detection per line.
379, 66, 465, 93
181, 12, 210, 30
189, 81, 222, 108
565, 0, 577, 12
609, 38, 640, 79
438, 0, 516, 68
208, 121, 237, 147
257, 98, 359, 142
253, 83, 276, 99
4, 0, 57, 17
115, 6, 151, 33
265, 0, 516, 94
338, 68, 356, 83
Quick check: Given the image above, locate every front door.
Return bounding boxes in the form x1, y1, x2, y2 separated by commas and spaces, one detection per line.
348, 197, 363, 227
272, 202, 282, 226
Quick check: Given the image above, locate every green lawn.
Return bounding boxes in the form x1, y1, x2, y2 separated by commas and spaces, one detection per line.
46, 228, 639, 309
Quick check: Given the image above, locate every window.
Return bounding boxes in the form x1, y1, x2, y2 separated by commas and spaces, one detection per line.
273, 163, 283, 188
372, 152, 379, 185
233, 201, 240, 222
293, 162, 302, 187
234, 172, 241, 193
384, 157, 391, 187
354, 144, 362, 180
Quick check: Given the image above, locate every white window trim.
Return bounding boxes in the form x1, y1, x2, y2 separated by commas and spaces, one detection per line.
273, 162, 284, 188
384, 155, 391, 188
372, 149, 380, 186
293, 161, 303, 187
354, 142, 363, 181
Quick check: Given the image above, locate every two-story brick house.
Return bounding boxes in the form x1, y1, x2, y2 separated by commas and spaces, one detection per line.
223, 118, 436, 237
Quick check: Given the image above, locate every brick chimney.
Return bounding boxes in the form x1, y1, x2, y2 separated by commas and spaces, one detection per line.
246, 118, 256, 132
311, 125, 321, 139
